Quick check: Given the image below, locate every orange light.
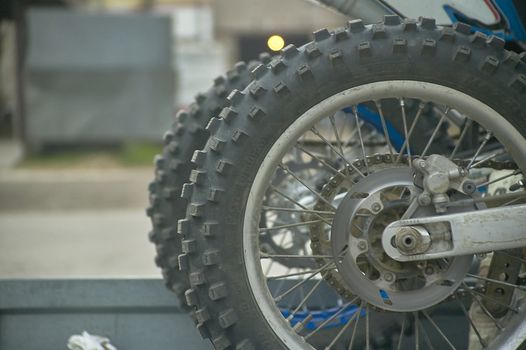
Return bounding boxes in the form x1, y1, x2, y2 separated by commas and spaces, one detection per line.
267, 35, 285, 52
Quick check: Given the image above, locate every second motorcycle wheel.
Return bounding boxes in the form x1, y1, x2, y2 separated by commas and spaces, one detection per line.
178, 16, 526, 349
147, 54, 270, 306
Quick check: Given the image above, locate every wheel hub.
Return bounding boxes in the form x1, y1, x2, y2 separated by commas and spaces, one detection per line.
394, 226, 431, 255
330, 166, 473, 312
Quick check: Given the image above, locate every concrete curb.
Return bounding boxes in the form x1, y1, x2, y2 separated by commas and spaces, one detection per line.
0, 168, 152, 211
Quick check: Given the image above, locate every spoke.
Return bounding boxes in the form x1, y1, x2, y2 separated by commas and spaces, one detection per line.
445, 191, 526, 208
397, 102, 425, 163
398, 187, 409, 200
495, 250, 526, 265
418, 320, 435, 350
396, 315, 406, 350
352, 105, 370, 174
294, 144, 342, 175
272, 260, 334, 302
455, 294, 487, 348
467, 287, 519, 313
365, 304, 370, 350
292, 313, 314, 333
323, 303, 361, 350
398, 98, 412, 168
304, 297, 360, 339
345, 119, 363, 148
467, 132, 492, 169
341, 109, 354, 142
265, 228, 289, 275
286, 273, 326, 321
273, 267, 292, 296
375, 101, 395, 161
352, 223, 365, 234
279, 163, 337, 211
267, 268, 335, 280
449, 119, 473, 160
476, 169, 521, 189
466, 273, 526, 291
348, 302, 365, 350
310, 126, 366, 178
264, 258, 276, 276
421, 310, 456, 349
469, 148, 507, 169
270, 186, 333, 225
421, 108, 448, 157
259, 219, 322, 233
461, 282, 503, 330
414, 312, 420, 350
263, 206, 335, 215
329, 115, 346, 161
401, 197, 420, 220
340, 111, 362, 149
500, 195, 525, 207
262, 254, 335, 259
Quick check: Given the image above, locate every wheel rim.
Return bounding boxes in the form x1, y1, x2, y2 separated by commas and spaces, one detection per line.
243, 80, 526, 349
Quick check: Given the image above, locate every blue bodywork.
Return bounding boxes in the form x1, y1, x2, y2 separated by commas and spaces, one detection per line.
444, 0, 526, 42
281, 304, 366, 330
344, 105, 405, 152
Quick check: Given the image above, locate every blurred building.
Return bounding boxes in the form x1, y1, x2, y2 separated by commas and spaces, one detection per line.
25, 9, 174, 149
0, 0, 351, 151
212, 0, 344, 63
156, 0, 345, 104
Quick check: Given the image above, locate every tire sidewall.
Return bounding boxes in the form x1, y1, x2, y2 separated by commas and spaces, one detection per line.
186, 20, 526, 349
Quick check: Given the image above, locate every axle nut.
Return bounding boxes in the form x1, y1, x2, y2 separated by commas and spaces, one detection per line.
394, 226, 431, 255
396, 228, 419, 252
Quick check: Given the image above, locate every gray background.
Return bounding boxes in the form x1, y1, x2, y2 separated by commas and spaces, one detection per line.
25, 9, 174, 147
0, 279, 211, 350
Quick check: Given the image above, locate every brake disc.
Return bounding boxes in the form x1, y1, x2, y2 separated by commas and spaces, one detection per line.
309, 154, 402, 301
310, 154, 518, 312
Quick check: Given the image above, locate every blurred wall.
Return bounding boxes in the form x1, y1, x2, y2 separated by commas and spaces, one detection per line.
0, 22, 16, 135
25, 9, 174, 148
166, 3, 227, 106
214, 0, 345, 34
17, 0, 373, 148
212, 0, 347, 64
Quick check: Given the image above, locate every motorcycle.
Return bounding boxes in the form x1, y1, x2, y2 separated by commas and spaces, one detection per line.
147, 1, 526, 348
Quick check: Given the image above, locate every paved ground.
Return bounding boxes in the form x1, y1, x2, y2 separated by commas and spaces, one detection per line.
0, 140, 22, 168
0, 143, 161, 278
0, 168, 151, 211
0, 143, 209, 349
0, 209, 160, 278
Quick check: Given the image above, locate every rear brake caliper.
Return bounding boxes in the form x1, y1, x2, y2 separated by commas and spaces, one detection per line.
412, 154, 473, 213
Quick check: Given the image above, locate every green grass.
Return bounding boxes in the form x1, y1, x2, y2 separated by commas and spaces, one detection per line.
119, 143, 162, 166
19, 143, 162, 169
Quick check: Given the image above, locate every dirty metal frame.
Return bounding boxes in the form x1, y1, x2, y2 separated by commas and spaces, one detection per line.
375, 150, 526, 262
381, 153, 526, 261
383, 203, 526, 261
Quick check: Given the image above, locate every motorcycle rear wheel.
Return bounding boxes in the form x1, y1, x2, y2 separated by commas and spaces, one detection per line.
179, 16, 526, 349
